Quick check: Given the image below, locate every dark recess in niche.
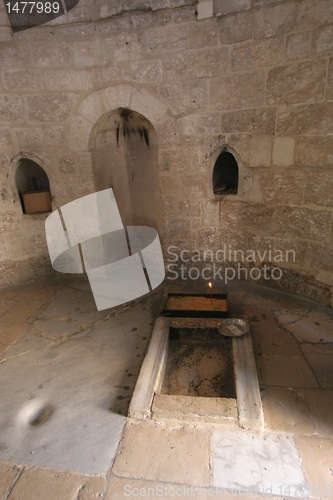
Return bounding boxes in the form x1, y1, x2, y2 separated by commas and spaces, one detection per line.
115, 108, 150, 148
16, 159, 52, 214
213, 151, 239, 195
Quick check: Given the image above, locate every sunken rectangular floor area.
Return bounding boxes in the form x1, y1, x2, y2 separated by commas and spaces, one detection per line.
0, 277, 332, 500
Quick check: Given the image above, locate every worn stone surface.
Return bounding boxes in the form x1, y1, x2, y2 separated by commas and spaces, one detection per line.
146, 25, 188, 55
277, 103, 333, 136
295, 136, 333, 167
225, 134, 251, 164
276, 309, 333, 343
219, 201, 275, 234
304, 389, 333, 437
266, 60, 327, 105
214, 0, 251, 15
159, 149, 186, 172
312, 24, 333, 54
327, 57, 333, 101
8, 468, 83, 500
155, 116, 180, 147
301, 344, 333, 389
286, 32, 311, 61
275, 207, 332, 242
254, 1, 298, 39
183, 113, 220, 135
0, 128, 12, 148
189, 18, 217, 48
262, 387, 315, 434
14, 128, 43, 148
218, 9, 253, 43
32, 43, 72, 67
43, 126, 65, 146
0, 45, 29, 67
178, 201, 201, 217
256, 353, 318, 387
303, 170, 333, 208
164, 218, 191, 240
2, 70, 43, 91
119, 60, 163, 83
44, 70, 93, 91
308, 242, 333, 273
72, 40, 107, 67
25, 94, 77, 123
165, 48, 228, 80
59, 156, 76, 174
112, 421, 211, 485
181, 174, 208, 198
295, 0, 333, 31
231, 37, 284, 71
272, 137, 295, 167
103, 33, 145, 61
0, 463, 22, 499
249, 135, 273, 167
210, 72, 265, 110
260, 168, 306, 205
220, 108, 275, 135
296, 436, 333, 498
156, 81, 207, 115
0, 95, 23, 122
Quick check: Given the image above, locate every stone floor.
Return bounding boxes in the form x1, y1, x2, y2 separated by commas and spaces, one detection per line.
0, 276, 332, 499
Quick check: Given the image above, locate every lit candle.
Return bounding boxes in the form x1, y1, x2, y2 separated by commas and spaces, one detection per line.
208, 282, 213, 305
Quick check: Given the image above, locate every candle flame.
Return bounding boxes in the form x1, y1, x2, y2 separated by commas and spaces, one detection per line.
208, 282, 212, 288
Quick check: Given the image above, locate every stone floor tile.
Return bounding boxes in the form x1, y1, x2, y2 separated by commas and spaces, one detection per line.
252, 330, 302, 357
0, 323, 28, 345
0, 462, 22, 499
301, 344, 333, 389
2, 332, 53, 359
112, 422, 211, 486
8, 467, 83, 500
0, 300, 17, 318
276, 309, 333, 343
261, 386, 315, 434
77, 475, 107, 499
296, 437, 333, 499
304, 389, 333, 437
249, 308, 302, 357
39, 288, 97, 320
0, 290, 20, 300
0, 301, 45, 323
213, 430, 306, 497
32, 319, 81, 339
16, 290, 56, 302
256, 354, 318, 388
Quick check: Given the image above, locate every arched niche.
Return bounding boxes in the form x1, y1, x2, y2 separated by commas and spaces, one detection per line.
91, 107, 163, 235
213, 150, 239, 195
15, 158, 52, 214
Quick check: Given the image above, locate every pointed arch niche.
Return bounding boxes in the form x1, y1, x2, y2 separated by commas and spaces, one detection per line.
68, 84, 169, 235
91, 108, 163, 234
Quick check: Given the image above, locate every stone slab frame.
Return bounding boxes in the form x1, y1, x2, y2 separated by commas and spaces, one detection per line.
67, 84, 170, 153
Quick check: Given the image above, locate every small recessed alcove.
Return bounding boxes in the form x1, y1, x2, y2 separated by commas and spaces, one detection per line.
15, 159, 52, 214
213, 150, 239, 195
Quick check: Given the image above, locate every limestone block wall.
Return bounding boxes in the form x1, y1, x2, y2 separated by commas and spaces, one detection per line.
0, 0, 332, 304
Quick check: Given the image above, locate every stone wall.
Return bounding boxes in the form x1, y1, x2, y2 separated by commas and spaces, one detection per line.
0, 0, 332, 304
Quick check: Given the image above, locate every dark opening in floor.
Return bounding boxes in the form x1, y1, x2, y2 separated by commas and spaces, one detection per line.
161, 327, 236, 399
